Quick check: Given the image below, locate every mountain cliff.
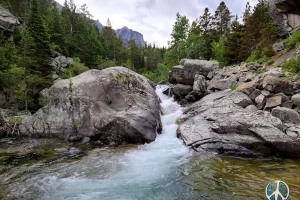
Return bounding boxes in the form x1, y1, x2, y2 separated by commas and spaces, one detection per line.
93, 22, 146, 47
94, 20, 103, 31
116, 26, 146, 47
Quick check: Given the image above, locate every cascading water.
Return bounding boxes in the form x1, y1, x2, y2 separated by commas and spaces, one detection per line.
9, 85, 194, 200
5, 86, 300, 199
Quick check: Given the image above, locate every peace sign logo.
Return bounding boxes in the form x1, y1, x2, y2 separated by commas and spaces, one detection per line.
266, 180, 289, 200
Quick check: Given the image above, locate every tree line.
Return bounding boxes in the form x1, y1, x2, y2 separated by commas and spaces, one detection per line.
0, 0, 165, 112
145, 0, 279, 82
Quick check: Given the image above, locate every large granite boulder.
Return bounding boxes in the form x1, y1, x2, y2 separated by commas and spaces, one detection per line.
20, 67, 161, 145
177, 90, 300, 158
0, 6, 20, 32
168, 59, 219, 85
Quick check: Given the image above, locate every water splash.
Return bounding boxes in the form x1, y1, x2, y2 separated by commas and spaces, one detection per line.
10, 85, 192, 200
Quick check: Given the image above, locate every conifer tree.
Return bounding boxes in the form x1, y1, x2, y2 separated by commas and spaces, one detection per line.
213, 1, 232, 39
27, 0, 51, 75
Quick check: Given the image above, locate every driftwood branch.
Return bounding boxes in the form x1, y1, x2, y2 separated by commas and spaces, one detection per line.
0, 110, 20, 137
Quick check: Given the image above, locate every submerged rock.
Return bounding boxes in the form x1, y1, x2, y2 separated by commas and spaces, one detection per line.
20, 67, 161, 145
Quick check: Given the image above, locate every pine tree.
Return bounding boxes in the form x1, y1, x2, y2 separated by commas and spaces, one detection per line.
27, 0, 51, 75
213, 1, 232, 39
198, 8, 212, 36
226, 15, 243, 64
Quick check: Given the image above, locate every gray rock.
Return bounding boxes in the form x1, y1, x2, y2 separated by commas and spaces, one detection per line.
208, 77, 238, 91
273, 42, 285, 52
185, 91, 205, 102
207, 71, 214, 80
0, 6, 20, 32
241, 62, 261, 72
268, 0, 300, 35
168, 59, 219, 85
171, 84, 193, 101
249, 89, 262, 100
245, 105, 258, 112
50, 56, 75, 75
193, 74, 206, 92
178, 90, 300, 157
274, 93, 289, 102
54, 147, 70, 154
68, 147, 81, 155
282, 100, 293, 108
40, 88, 49, 99
263, 68, 284, 77
265, 96, 283, 111
286, 130, 299, 139
20, 67, 161, 145
261, 90, 271, 97
236, 80, 257, 95
292, 94, 300, 107
244, 73, 255, 82
263, 76, 293, 95
69, 136, 82, 142
271, 107, 300, 124
255, 94, 267, 110
82, 137, 91, 144
286, 126, 300, 139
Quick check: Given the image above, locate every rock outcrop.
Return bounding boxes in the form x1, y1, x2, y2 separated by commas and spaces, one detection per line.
0, 6, 20, 32
177, 90, 300, 157
168, 59, 219, 85
267, 0, 300, 36
50, 56, 75, 75
20, 67, 161, 145
165, 58, 300, 158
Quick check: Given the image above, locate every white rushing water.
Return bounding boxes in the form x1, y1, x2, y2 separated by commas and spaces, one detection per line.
12, 85, 193, 200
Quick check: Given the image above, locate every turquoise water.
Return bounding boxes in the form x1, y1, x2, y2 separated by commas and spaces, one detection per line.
2, 86, 300, 200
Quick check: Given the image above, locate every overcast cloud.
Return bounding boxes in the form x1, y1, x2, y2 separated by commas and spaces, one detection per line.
56, 0, 258, 47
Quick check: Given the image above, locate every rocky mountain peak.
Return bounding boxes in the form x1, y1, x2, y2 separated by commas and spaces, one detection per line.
116, 26, 146, 47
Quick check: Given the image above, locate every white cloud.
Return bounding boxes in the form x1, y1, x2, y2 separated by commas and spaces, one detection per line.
56, 0, 259, 47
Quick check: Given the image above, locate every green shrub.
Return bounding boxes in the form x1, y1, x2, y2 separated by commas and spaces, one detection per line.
284, 30, 300, 50
212, 39, 227, 67
60, 57, 89, 79
282, 56, 300, 75
38, 97, 50, 106
229, 83, 239, 91
143, 63, 172, 83
246, 51, 261, 63
246, 51, 269, 64
96, 56, 117, 69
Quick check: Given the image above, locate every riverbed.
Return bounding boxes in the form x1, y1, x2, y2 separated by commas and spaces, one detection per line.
1, 86, 300, 200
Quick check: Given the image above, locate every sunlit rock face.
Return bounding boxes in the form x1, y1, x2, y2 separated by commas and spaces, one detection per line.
20, 67, 161, 145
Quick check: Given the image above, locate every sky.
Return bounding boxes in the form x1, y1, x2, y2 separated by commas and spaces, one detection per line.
56, 0, 258, 47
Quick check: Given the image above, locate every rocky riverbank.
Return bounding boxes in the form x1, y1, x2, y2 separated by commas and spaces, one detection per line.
166, 59, 300, 158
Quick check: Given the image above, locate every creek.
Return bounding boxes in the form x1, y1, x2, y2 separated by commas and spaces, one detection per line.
1, 86, 300, 199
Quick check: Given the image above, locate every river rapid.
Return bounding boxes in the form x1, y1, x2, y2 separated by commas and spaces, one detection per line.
1, 85, 300, 199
